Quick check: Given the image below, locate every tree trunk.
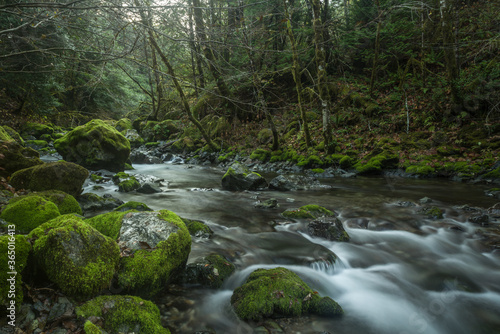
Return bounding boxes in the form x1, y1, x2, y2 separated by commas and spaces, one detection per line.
312, 0, 332, 152
440, 0, 461, 106
283, 0, 312, 148
369, 0, 382, 97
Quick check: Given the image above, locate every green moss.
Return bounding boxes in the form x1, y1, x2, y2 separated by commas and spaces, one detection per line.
218, 151, 236, 162
297, 155, 323, 167
182, 218, 214, 237
90, 174, 103, 182
311, 168, 325, 173
0, 140, 43, 178
250, 148, 271, 162
145, 141, 160, 147
115, 118, 133, 132
117, 210, 191, 297
282, 204, 334, 220
422, 206, 444, 219
230, 267, 342, 321
482, 167, 500, 179
354, 152, 399, 175
1, 196, 60, 233
0, 235, 31, 314
0, 126, 13, 141
28, 215, 120, 299
76, 295, 170, 334
83, 320, 104, 334
114, 201, 152, 212
119, 178, 140, 192
21, 122, 54, 138
7, 190, 82, 215
125, 163, 134, 170
339, 155, 354, 169
406, 165, 436, 176
86, 211, 133, 240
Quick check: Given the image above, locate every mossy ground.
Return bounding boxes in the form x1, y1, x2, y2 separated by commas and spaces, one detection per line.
77, 295, 170, 334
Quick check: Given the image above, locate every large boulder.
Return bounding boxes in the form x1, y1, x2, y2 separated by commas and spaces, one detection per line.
54, 119, 131, 172
20, 122, 54, 139
28, 215, 120, 299
221, 162, 268, 191
0, 140, 43, 178
76, 295, 170, 334
117, 211, 191, 297
9, 161, 89, 197
231, 267, 343, 321
0, 196, 60, 233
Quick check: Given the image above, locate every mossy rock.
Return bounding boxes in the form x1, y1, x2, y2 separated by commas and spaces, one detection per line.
8, 190, 82, 215
86, 211, 133, 240
406, 165, 436, 176
0, 234, 31, 315
2, 126, 24, 144
117, 210, 192, 297
421, 206, 444, 219
0, 126, 13, 141
76, 295, 170, 334
28, 215, 120, 299
250, 148, 271, 162
297, 155, 323, 168
282, 204, 334, 220
83, 320, 105, 334
221, 162, 268, 191
231, 267, 343, 321
25, 140, 49, 150
354, 152, 399, 175
115, 118, 133, 132
0, 196, 61, 233
21, 122, 54, 139
171, 137, 195, 153
114, 201, 152, 212
10, 161, 89, 197
54, 119, 131, 172
182, 218, 214, 238
0, 140, 43, 178
184, 254, 235, 288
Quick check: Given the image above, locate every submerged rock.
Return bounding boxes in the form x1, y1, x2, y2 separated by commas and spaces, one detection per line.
9, 161, 89, 197
282, 204, 336, 220
137, 182, 162, 194
182, 218, 214, 238
28, 215, 120, 299
269, 174, 329, 191
183, 254, 235, 288
54, 119, 131, 172
221, 162, 268, 191
76, 295, 170, 334
308, 217, 350, 242
231, 267, 343, 321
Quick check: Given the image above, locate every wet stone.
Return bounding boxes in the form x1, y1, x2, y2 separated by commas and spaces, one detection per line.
137, 182, 162, 194
119, 212, 179, 250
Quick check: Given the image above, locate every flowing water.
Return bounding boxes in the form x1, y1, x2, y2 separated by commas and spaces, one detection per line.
84, 163, 500, 334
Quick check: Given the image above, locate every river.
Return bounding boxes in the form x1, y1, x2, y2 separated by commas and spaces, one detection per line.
84, 163, 500, 334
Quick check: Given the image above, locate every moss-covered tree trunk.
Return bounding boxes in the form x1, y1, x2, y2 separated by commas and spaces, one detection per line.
312, 0, 332, 152
283, 0, 312, 148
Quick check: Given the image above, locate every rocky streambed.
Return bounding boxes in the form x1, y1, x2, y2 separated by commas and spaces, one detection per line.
2, 158, 500, 334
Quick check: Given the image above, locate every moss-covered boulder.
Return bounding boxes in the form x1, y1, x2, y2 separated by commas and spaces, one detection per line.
0, 196, 61, 233
0, 126, 13, 141
115, 118, 133, 132
86, 210, 132, 240
9, 161, 89, 197
282, 204, 335, 220
182, 217, 214, 238
2, 126, 24, 144
54, 119, 131, 172
21, 122, 54, 139
112, 172, 140, 192
25, 139, 49, 150
76, 295, 170, 334
124, 129, 145, 148
183, 254, 235, 288
221, 161, 268, 191
8, 190, 82, 215
0, 140, 43, 178
231, 267, 343, 321
78, 193, 124, 215
117, 210, 191, 297
28, 215, 120, 299
0, 234, 31, 315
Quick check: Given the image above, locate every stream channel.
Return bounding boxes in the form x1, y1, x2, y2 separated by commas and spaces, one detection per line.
84, 162, 500, 334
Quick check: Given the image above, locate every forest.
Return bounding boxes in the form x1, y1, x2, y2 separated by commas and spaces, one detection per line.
1, 0, 499, 177
1, 1, 500, 333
